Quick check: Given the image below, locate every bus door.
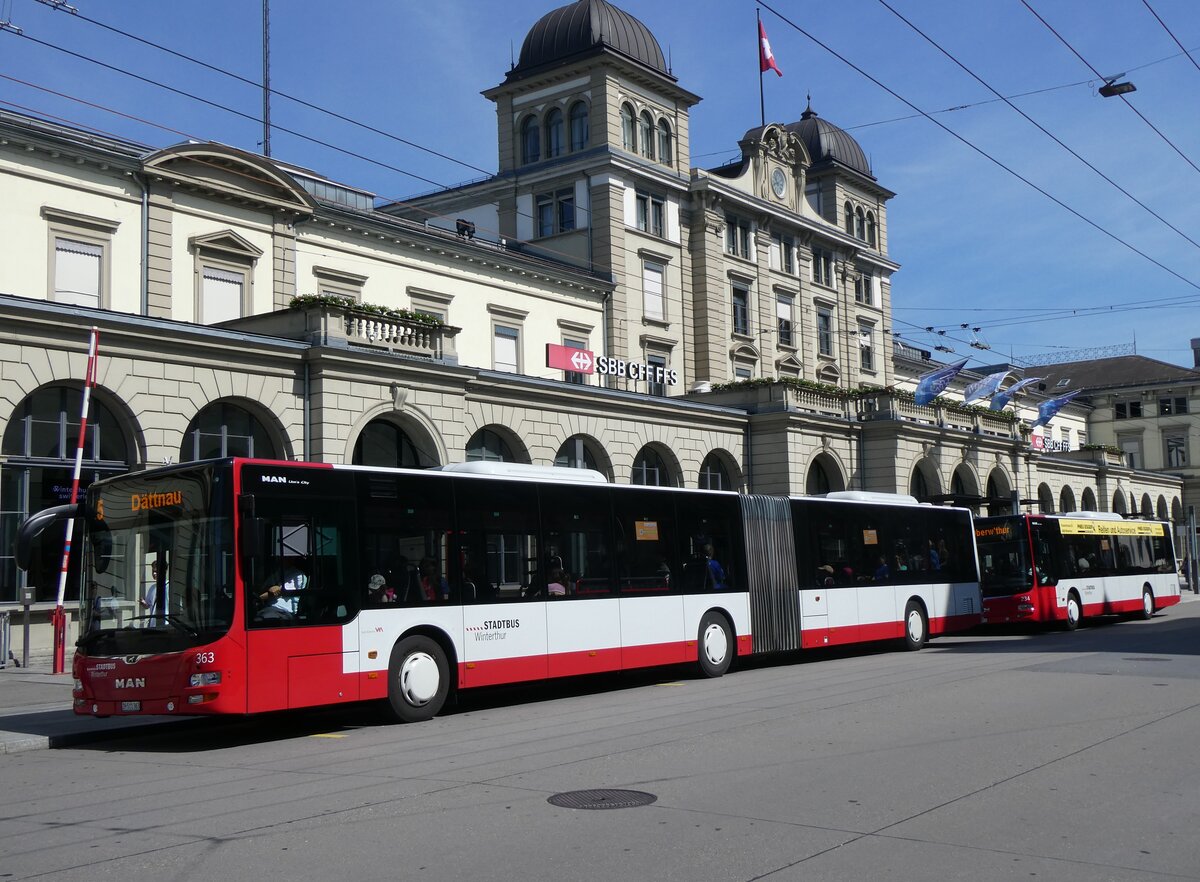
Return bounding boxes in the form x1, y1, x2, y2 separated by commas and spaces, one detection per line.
611, 488, 684, 669
240, 466, 361, 712
455, 478, 547, 687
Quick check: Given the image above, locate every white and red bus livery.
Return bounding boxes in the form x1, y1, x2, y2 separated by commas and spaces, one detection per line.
18, 459, 980, 722
976, 512, 1181, 629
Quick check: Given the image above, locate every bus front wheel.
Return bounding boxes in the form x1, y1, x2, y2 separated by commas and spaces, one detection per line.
697, 611, 734, 678
387, 635, 450, 723
1065, 591, 1082, 631
902, 600, 927, 651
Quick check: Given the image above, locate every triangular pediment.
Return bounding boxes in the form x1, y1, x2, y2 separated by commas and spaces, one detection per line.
189, 229, 263, 260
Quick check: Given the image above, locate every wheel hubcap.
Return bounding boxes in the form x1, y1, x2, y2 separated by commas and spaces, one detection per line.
908, 611, 923, 642
1143, 593, 1153, 616
399, 652, 439, 706
1069, 600, 1079, 623
703, 624, 728, 665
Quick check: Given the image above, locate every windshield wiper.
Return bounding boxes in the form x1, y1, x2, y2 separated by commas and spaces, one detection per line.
117, 615, 201, 637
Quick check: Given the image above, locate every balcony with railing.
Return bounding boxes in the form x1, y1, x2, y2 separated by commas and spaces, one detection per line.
222, 298, 460, 362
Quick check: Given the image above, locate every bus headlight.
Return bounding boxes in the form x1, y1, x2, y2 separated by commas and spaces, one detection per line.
73, 679, 82, 691
189, 672, 222, 687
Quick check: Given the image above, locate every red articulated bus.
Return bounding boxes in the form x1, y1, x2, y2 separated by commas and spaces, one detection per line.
18, 458, 981, 722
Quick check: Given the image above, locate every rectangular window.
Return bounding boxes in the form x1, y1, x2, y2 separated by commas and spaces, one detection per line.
818, 308, 833, 357
647, 353, 667, 397
725, 214, 750, 259
1118, 436, 1142, 469
1165, 435, 1188, 468
564, 337, 587, 385
53, 238, 102, 307
636, 192, 665, 237
858, 322, 874, 371
770, 234, 794, 274
1115, 400, 1143, 419
812, 247, 834, 287
776, 295, 794, 347
200, 266, 244, 324
536, 189, 575, 237
731, 284, 749, 336
494, 324, 519, 373
1160, 396, 1188, 416
855, 272, 873, 304
643, 261, 665, 321
537, 196, 554, 238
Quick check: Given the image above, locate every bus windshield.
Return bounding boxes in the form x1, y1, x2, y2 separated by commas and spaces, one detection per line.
976, 518, 1032, 598
79, 463, 235, 655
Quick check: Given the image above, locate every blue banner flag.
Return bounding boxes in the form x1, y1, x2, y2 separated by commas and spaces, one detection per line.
914, 358, 968, 406
989, 376, 1043, 411
963, 370, 1009, 405
1032, 390, 1081, 427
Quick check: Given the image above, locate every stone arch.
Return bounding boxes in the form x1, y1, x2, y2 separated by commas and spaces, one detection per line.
950, 463, 980, 502
699, 448, 743, 491
1173, 497, 1184, 523
631, 441, 681, 487
909, 457, 942, 501
985, 467, 1012, 515
807, 451, 847, 494
346, 403, 444, 468
466, 424, 531, 464
1081, 487, 1097, 511
1112, 489, 1127, 515
1156, 495, 1169, 521
1059, 485, 1077, 513
181, 396, 290, 461
555, 433, 614, 481
1037, 483, 1055, 514
1140, 493, 1154, 518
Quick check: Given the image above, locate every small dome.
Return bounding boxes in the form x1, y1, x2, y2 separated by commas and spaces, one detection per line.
512, 0, 668, 78
784, 105, 872, 177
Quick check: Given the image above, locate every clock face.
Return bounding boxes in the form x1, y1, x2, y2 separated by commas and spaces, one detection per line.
771, 168, 787, 198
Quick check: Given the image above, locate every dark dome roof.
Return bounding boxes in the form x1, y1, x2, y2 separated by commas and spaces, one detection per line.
784, 105, 872, 177
513, 0, 668, 77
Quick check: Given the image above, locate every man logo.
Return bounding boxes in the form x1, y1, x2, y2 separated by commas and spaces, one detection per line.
262, 475, 288, 484
115, 678, 146, 689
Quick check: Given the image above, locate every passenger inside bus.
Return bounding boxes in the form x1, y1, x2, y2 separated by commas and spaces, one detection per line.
256, 558, 308, 620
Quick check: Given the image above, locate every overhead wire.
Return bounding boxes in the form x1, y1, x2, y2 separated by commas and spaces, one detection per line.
1019, 0, 1200, 178
1141, 0, 1200, 76
873, 0, 1200, 253
5, 4, 1196, 367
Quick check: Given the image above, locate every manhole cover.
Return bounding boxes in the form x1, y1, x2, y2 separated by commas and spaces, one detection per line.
547, 789, 657, 810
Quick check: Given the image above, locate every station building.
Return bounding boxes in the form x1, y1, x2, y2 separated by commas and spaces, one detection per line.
0, 0, 1186, 651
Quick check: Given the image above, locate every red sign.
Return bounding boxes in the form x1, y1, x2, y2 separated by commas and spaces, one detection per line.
546, 343, 595, 374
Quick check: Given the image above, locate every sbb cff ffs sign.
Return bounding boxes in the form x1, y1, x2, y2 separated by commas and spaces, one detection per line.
546, 344, 678, 386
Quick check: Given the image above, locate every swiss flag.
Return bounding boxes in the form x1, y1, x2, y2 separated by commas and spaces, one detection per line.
759, 21, 782, 77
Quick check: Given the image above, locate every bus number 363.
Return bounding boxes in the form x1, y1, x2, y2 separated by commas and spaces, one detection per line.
195, 652, 215, 665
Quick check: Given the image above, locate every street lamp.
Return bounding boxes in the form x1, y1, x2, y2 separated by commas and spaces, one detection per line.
1099, 74, 1136, 98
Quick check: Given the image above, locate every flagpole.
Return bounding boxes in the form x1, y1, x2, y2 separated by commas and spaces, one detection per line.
52, 326, 99, 674
757, 8, 765, 128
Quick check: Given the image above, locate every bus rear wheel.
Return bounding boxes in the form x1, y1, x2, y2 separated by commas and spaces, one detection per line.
902, 600, 927, 651
1065, 591, 1082, 631
1139, 587, 1154, 620
387, 635, 449, 723
697, 611, 733, 678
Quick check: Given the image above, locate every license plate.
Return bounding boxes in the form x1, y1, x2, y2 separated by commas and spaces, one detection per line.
120, 701, 141, 712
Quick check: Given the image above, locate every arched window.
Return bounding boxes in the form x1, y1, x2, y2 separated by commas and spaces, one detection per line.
657, 118, 673, 166
1038, 483, 1055, 514
699, 452, 731, 490
466, 428, 513, 463
808, 461, 832, 495
911, 467, 931, 500
520, 115, 540, 165
555, 435, 599, 471
855, 207, 866, 240
569, 101, 589, 151
2, 386, 131, 603
620, 103, 636, 152
866, 212, 877, 247
844, 201, 854, 235
631, 446, 671, 486
182, 401, 275, 461
353, 419, 424, 468
1060, 485, 1076, 513
639, 111, 655, 160
545, 108, 564, 159
1081, 487, 1097, 511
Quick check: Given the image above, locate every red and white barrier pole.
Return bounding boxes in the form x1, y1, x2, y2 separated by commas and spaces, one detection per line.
52, 327, 99, 674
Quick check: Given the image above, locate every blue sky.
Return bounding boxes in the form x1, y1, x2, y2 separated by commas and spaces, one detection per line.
3, 0, 1198, 368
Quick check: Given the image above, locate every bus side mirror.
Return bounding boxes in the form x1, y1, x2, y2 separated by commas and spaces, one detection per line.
15, 503, 82, 571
